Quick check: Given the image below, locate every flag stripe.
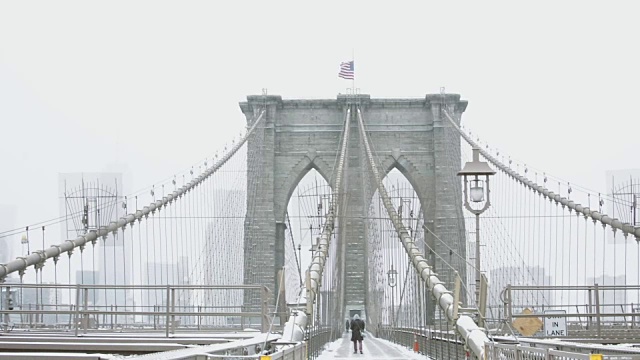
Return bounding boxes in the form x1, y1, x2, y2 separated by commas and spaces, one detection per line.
338, 61, 354, 80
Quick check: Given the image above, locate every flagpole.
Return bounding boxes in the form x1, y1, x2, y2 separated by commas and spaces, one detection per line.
352, 48, 355, 94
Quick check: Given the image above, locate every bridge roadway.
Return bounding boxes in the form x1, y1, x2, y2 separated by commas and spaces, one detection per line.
0, 331, 276, 359
0, 330, 431, 359
317, 332, 429, 360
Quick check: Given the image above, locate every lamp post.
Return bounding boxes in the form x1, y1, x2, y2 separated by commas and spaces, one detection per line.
19, 233, 28, 324
310, 237, 319, 259
400, 197, 414, 235
387, 265, 398, 329
457, 148, 495, 306
297, 243, 302, 285
309, 237, 322, 324
21, 234, 29, 255
633, 194, 639, 226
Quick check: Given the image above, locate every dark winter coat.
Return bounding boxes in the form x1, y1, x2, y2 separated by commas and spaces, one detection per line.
350, 318, 365, 341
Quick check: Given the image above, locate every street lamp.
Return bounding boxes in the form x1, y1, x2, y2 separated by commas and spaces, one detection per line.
21, 234, 29, 255
297, 243, 302, 285
457, 147, 495, 306
387, 265, 398, 329
310, 237, 320, 258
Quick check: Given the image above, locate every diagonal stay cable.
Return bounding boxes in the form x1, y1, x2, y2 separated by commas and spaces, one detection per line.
355, 107, 489, 360
305, 107, 350, 319
285, 211, 303, 286
442, 109, 640, 241
0, 110, 266, 280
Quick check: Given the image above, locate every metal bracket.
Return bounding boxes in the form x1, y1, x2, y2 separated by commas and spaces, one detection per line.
478, 273, 488, 328
453, 272, 461, 322
304, 270, 313, 320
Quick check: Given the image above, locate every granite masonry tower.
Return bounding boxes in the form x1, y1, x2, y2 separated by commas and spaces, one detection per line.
239, 94, 468, 317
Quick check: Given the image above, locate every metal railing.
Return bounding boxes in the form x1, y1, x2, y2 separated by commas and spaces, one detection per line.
202, 344, 306, 359
166, 342, 306, 360
1, 283, 271, 336
378, 326, 466, 360
306, 324, 337, 360
375, 325, 640, 360
500, 284, 640, 339
122, 332, 304, 360
485, 342, 640, 360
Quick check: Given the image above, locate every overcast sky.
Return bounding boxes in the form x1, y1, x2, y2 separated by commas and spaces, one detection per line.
1, 1, 639, 234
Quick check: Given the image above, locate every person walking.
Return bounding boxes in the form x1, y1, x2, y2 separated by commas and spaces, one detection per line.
345, 319, 350, 332
350, 314, 365, 354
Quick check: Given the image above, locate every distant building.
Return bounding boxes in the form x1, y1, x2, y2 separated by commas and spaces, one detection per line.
0, 204, 17, 266
1, 279, 61, 326
76, 270, 100, 305
58, 172, 128, 309
0, 237, 11, 265
587, 274, 628, 319
489, 265, 554, 314
143, 261, 189, 306
56, 171, 144, 327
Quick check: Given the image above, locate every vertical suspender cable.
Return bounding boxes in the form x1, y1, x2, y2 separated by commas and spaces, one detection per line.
356, 107, 488, 359
306, 107, 350, 320
0, 111, 265, 282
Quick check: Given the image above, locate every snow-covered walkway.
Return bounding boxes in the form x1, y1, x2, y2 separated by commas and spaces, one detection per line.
316, 332, 431, 360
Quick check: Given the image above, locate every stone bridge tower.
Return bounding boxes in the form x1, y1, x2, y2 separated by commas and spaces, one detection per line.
239, 93, 468, 318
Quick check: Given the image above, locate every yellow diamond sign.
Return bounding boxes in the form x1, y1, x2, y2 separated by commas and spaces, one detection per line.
512, 308, 543, 336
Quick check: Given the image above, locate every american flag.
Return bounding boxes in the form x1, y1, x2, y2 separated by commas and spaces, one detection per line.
338, 61, 354, 79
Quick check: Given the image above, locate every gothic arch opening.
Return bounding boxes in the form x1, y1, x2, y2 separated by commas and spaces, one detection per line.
367, 167, 427, 328
283, 168, 332, 301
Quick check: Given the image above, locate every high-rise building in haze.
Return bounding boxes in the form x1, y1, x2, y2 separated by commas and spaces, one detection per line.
0, 205, 17, 267
587, 274, 628, 320
59, 172, 127, 309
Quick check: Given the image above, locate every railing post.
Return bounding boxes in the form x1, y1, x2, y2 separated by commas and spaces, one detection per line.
66, 303, 73, 330
506, 284, 513, 324
28, 303, 32, 329
74, 284, 80, 336
261, 286, 269, 333
594, 283, 601, 337
83, 287, 89, 334
588, 288, 593, 329
3, 286, 10, 333
170, 287, 176, 334
165, 285, 170, 337
19, 286, 24, 327
633, 302, 637, 329
479, 274, 488, 328
35, 282, 40, 326
621, 303, 629, 327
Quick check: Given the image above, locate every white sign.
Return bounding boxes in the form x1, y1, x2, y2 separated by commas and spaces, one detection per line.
544, 310, 567, 337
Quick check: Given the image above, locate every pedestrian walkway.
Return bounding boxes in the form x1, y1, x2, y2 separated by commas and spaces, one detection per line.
316, 332, 431, 360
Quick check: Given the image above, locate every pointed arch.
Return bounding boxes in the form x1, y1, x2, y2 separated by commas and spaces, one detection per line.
274, 155, 334, 223
375, 154, 433, 214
